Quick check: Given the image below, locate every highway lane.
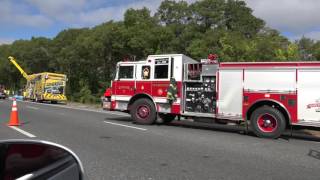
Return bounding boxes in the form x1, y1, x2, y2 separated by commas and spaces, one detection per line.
0, 99, 320, 180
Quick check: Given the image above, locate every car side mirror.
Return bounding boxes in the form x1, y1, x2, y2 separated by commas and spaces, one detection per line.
0, 139, 84, 180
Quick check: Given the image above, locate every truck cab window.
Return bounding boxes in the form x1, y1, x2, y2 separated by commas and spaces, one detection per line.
154, 58, 169, 79
118, 66, 134, 79
155, 65, 168, 79
142, 66, 151, 79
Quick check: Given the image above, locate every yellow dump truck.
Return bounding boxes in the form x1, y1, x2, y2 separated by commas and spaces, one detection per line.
9, 56, 67, 103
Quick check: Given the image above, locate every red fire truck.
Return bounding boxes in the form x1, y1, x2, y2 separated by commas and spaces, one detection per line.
103, 54, 320, 138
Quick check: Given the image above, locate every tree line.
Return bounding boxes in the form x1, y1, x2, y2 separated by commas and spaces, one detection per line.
0, 0, 319, 103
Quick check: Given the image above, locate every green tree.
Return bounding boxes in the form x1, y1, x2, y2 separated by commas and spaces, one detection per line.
287, 43, 300, 60
191, 0, 226, 30
313, 41, 320, 60
156, 0, 191, 25
224, 0, 264, 38
296, 37, 316, 60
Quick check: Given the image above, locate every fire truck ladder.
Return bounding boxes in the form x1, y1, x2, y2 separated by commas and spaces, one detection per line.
8, 56, 30, 81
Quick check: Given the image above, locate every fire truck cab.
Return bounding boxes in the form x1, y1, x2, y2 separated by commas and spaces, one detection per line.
104, 54, 320, 139
108, 54, 196, 115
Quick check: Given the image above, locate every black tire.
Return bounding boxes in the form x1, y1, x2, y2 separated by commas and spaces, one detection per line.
159, 113, 176, 124
131, 98, 156, 125
250, 106, 286, 139
51, 101, 58, 104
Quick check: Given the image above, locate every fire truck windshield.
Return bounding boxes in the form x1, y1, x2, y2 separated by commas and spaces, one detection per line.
118, 66, 134, 79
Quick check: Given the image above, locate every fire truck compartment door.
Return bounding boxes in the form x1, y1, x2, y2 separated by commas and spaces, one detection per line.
298, 69, 320, 122
218, 69, 243, 117
244, 69, 296, 92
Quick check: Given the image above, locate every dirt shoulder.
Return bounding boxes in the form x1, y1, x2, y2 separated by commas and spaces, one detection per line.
66, 101, 101, 110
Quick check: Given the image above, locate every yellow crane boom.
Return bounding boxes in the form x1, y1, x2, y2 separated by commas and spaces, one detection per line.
8, 56, 30, 80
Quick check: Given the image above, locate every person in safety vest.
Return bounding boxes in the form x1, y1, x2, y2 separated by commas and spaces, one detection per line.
167, 77, 177, 104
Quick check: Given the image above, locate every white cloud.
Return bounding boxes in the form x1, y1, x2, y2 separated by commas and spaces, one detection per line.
25, 0, 164, 26
27, 0, 86, 14
245, 0, 320, 40
0, 0, 52, 28
11, 14, 53, 28
26, 0, 86, 23
31, 0, 165, 27
1, 0, 320, 40
77, 7, 124, 26
75, 0, 196, 26
0, 38, 15, 45
292, 31, 320, 40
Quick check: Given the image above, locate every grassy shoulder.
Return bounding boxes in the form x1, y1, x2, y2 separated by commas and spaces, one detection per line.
66, 100, 102, 110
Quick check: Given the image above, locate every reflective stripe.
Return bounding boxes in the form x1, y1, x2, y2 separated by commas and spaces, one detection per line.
114, 95, 131, 101
154, 98, 167, 103
12, 107, 17, 111
43, 93, 66, 100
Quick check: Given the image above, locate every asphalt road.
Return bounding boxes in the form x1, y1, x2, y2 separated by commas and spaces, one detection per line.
0, 99, 320, 180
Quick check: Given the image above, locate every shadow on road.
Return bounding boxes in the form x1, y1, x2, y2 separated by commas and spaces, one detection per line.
167, 121, 320, 142
168, 120, 251, 135
106, 117, 320, 142
105, 116, 131, 122
283, 131, 320, 142
20, 121, 30, 125
308, 149, 320, 160
41, 101, 66, 105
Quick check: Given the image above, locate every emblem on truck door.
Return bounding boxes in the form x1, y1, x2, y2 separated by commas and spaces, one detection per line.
307, 99, 320, 112
158, 89, 163, 95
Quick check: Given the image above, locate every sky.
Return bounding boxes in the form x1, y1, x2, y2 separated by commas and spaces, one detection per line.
0, 0, 319, 45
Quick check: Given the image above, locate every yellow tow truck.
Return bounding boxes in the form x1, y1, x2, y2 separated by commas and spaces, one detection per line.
9, 56, 67, 103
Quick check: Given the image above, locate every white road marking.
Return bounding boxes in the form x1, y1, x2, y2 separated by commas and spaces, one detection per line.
26, 105, 39, 110
104, 121, 147, 131
16, 174, 33, 180
17, 100, 130, 117
9, 126, 36, 138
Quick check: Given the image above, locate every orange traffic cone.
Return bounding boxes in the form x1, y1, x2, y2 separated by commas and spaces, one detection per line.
8, 98, 20, 126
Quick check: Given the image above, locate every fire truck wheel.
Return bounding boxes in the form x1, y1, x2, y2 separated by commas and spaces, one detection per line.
159, 114, 176, 124
131, 98, 156, 125
250, 106, 286, 139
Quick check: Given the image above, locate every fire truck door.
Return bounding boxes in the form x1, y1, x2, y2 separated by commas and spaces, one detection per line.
114, 64, 136, 98
297, 69, 320, 122
136, 64, 152, 95
152, 58, 171, 98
